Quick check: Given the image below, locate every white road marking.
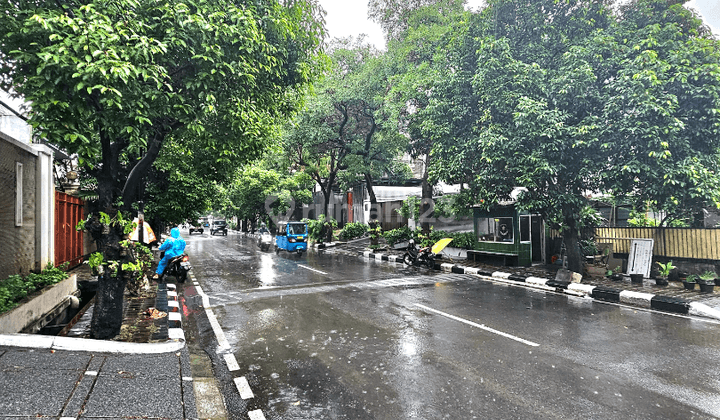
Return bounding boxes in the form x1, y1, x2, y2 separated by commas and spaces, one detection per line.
234, 376, 255, 400
248, 409, 266, 420
205, 310, 231, 351
193, 285, 231, 351
223, 353, 240, 371
298, 264, 328, 275
415, 304, 540, 347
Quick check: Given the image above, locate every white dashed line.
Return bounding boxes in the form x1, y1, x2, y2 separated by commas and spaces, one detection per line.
415, 304, 540, 347
248, 409, 266, 420
297, 264, 328, 275
234, 376, 255, 400
223, 353, 240, 371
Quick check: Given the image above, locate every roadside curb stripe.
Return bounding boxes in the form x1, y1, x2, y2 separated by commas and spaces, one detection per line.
355, 250, 719, 321
234, 376, 255, 400
248, 409, 267, 420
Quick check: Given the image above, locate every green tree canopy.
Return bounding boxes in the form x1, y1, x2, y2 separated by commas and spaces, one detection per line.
428, 0, 720, 271
0, 0, 325, 338
284, 38, 406, 218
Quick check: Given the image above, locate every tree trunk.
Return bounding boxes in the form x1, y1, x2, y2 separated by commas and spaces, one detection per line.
420, 154, 433, 233
91, 271, 129, 339
562, 226, 584, 274
85, 211, 131, 339
365, 173, 378, 224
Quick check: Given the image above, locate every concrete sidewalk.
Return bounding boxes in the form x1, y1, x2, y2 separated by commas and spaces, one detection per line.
0, 346, 197, 419
0, 279, 204, 420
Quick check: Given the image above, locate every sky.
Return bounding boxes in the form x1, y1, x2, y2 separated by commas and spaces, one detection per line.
318, 0, 720, 50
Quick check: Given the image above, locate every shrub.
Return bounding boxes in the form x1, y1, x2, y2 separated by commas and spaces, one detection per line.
338, 222, 368, 241
383, 226, 412, 246
303, 215, 337, 243
0, 264, 69, 314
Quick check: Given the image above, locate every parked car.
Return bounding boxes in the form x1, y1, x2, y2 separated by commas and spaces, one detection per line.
210, 220, 228, 236
189, 224, 204, 235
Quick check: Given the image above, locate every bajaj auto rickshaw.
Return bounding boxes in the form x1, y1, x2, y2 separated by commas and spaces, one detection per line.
275, 222, 308, 256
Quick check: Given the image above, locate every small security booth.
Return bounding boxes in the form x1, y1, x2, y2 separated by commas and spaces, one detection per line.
471, 204, 543, 267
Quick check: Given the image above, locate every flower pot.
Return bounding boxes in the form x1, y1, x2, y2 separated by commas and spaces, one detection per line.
630, 274, 644, 284
683, 281, 696, 290
715, 278, 720, 286
698, 282, 715, 293
655, 276, 668, 286
609, 274, 623, 282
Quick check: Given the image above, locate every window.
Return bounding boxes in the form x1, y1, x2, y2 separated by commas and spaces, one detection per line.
288, 223, 306, 235
15, 162, 23, 227
477, 217, 513, 243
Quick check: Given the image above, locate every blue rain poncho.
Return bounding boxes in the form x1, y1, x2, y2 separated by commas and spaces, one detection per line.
156, 227, 187, 275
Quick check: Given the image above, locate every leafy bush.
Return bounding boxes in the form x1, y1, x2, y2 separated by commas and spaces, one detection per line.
338, 222, 368, 241
449, 232, 477, 250
383, 226, 412, 246
303, 215, 337, 243
0, 264, 69, 314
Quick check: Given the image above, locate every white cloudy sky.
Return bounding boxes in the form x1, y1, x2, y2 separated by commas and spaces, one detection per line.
319, 0, 720, 50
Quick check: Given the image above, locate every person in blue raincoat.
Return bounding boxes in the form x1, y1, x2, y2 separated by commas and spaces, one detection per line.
153, 227, 186, 279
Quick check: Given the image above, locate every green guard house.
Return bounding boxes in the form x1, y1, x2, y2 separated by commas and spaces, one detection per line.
471, 202, 544, 267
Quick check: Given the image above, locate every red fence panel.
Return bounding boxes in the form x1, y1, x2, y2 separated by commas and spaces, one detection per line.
55, 191, 85, 267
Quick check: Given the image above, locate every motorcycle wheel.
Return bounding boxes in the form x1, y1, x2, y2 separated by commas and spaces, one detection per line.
297, 249, 303, 256
424, 257, 435, 269
177, 270, 187, 283
402, 253, 413, 265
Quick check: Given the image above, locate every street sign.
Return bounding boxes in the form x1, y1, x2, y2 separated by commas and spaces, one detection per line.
627, 238, 654, 277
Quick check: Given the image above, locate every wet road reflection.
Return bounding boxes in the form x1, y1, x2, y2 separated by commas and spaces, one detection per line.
183, 229, 720, 420
184, 231, 426, 292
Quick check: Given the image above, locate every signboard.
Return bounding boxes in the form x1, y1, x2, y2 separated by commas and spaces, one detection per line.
627, 239, 654, 277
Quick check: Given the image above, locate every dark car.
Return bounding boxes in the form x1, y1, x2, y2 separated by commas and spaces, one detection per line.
210, 220, 228, 236
189, 224, 204, 235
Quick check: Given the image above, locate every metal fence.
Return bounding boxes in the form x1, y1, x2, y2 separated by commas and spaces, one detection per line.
55, 191, 85, 267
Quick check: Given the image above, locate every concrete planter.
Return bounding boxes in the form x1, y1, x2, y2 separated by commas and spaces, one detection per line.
439, 246, 468, 259
0, 274, 78, 334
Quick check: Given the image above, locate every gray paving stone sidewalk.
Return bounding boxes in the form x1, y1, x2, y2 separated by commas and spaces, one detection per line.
0, 346, 197, 419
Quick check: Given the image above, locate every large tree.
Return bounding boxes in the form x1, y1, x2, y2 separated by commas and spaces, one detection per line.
0, 0, 324, 338
284, 39, 405, 219
430, 0, 720, 272
383, 1, 468, 231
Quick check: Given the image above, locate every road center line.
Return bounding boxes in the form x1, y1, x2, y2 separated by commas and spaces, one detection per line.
297, 264, 328, 275
415, 304, 540, 347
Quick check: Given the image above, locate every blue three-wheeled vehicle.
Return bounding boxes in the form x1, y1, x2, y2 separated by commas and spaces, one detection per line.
275, 221, 308, 256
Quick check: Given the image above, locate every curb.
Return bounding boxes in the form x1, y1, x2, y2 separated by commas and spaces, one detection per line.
359, 251, 720, 322
0, 283, 186, 354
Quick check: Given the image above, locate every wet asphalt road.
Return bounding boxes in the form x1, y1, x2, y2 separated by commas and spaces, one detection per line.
183, 230, 720, 420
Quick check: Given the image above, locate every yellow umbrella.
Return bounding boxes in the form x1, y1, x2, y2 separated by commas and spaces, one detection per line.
431, 238, 453, 254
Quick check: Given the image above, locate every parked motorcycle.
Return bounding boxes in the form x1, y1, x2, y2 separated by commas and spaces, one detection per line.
402, 239, 436, 269
257, 232, 273, 251
160, 253, 191, 283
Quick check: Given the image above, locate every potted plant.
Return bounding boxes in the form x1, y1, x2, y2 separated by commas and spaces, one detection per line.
630, 273, 644, 284
698, 271, 716, 293
654, 261, 675, 286
605, 269, 623, 281
683, 274, 698, 291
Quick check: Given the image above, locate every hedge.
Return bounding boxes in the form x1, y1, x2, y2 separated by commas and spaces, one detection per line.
0, 264, 69, 314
